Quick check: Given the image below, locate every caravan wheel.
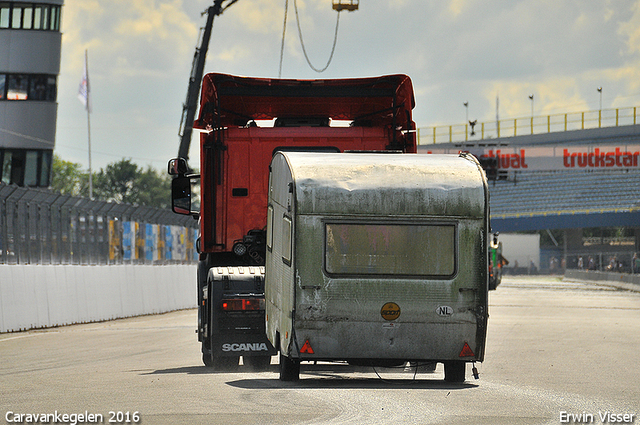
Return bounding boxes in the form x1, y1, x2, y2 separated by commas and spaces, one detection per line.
443, 361, 466, 382
279, 353, 300, 381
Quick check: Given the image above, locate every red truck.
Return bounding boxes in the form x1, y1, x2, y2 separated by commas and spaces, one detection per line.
169, 73, 417, 369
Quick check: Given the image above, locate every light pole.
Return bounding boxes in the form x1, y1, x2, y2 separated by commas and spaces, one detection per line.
597, 87, 602, 127
464, 101, 468, 140
597, 87, 602, 110
529, 94, 534, 134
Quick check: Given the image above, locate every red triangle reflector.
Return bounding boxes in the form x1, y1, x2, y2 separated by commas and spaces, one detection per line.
459, 342, 475, 357
300, 340, 314, 354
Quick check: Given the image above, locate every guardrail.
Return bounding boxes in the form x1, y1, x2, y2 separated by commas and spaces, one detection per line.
0, 264, 197, 332
418, 106, 639, 145
564, 269, 640, 292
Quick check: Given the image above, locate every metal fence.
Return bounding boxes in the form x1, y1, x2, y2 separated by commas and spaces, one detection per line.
0, 183, 199, 265
418, 105, 639, 145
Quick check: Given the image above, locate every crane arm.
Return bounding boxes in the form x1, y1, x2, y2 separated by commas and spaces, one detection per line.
177, 0, 236, 164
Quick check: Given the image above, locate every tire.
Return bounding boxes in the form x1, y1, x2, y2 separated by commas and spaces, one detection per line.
244, 355, 272, 371
443, 361, 466, 382
279, 353, 300, 381
202, 352, 213, 367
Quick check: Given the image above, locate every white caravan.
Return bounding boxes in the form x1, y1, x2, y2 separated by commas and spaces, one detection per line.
265, 152, 489, 382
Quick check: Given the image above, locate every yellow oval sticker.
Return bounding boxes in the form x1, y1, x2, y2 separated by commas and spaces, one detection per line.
381, 302, 401, 321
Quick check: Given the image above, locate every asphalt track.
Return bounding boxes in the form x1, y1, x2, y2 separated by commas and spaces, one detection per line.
1, 276, 639, 425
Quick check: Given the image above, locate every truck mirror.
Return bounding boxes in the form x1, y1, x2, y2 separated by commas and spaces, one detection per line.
168, 158, 189, 176
171, 176, 192, 215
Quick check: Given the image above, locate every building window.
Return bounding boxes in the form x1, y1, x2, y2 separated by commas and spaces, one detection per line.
0, 3, 10, 28
7, 74, 28, 100
0, 73, 56, 101
50, 3, 60, 30
22, 4, 31, 29
29, 75, 55, 100
0, 2, 61, 31
24, 150, 38, 186
10, 3, 20, 28
39, 150, 51, 187
0, 149, 52, 187
1, 151, 12, 184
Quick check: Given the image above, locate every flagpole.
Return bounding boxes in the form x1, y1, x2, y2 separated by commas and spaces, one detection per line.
84, 49, 93, 199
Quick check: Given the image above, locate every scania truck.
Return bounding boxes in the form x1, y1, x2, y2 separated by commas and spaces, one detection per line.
169, 73, 417, 369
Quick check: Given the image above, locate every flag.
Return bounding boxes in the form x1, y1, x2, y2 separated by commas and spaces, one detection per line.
78, 50, 91, 113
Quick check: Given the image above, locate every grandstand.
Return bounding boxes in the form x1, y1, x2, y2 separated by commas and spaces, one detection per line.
418, 124, 640, 272
488, 169, 640, 231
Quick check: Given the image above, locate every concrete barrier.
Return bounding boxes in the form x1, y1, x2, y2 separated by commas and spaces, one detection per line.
0, 265, 197, 333
564, 269, 640, 292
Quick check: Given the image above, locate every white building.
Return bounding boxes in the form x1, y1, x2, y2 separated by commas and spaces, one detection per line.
0, 0, 62, 187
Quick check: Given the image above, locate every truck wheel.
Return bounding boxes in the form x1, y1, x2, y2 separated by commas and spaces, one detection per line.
443, 361, 466, 382
202, 352, 213, 367
279, 353, 300, 381
244, 355, 272, 371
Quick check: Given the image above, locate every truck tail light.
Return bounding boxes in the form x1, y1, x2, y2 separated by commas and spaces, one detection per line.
221, 298, 265, 311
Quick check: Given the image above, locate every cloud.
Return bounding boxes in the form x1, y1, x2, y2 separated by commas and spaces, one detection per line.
62, 0, 197, 82
618, 1, 640, 55
54, 0, 640, 170
490, 78, 587, 117
447, 0, 476, 17
59, 1, 104, 71
232, 0, 285, 35
57, 0, 206, 169
115, 0, 197, 41
216, 45, 253, 65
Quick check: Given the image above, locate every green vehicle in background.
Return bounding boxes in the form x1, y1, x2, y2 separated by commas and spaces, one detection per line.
489, 234, 506, 290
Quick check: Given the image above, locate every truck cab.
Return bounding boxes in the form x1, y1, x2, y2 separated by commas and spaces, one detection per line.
169, 73, 417, 369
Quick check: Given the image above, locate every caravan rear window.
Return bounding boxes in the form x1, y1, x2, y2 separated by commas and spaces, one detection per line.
325, 222, 456, 277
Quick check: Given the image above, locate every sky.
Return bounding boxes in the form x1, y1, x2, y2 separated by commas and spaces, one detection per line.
54, 0, 640, 171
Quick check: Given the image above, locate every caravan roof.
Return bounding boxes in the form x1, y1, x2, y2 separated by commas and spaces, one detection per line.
272, 152, 488, 218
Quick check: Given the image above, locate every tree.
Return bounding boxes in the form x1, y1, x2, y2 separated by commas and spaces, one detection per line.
93, 158, 140, 204
50, 154, 88, 197
51, 156, 171, 208
93, 159, 171, 208
134, 166, 171, 209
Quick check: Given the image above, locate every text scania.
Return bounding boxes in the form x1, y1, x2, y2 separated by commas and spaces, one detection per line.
222, 343, 269, 352
563, 147, 640, 168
